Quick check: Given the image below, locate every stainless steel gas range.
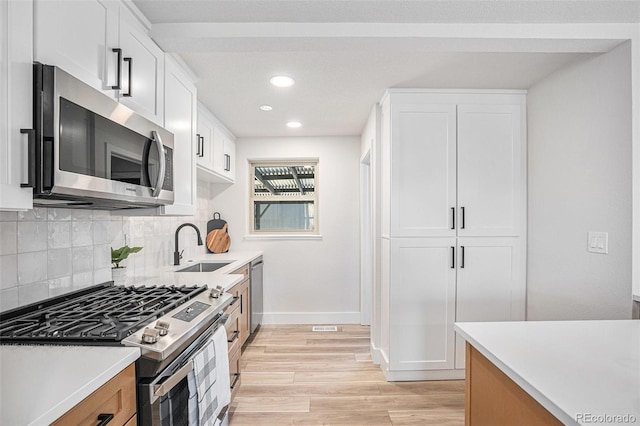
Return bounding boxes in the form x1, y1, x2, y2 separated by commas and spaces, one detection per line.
0, 282, 233, 425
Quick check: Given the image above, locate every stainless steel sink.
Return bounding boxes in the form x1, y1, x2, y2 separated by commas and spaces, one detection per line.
176, 261, 234, 273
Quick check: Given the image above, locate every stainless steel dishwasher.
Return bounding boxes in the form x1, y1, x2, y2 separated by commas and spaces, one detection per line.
250, 256, 263, 333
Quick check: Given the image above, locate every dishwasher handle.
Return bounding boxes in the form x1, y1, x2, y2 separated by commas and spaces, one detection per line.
251, 260, 263, 270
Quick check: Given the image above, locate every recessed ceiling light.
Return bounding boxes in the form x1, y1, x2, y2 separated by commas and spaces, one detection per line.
270, 75, 295, 87
286, 121, 302, 128
259, 105, 273, 111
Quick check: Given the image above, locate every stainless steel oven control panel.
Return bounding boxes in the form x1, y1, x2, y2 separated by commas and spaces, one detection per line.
122, 291, 232, 360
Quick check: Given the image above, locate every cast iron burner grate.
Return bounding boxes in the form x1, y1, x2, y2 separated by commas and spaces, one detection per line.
0, 283, 207, 344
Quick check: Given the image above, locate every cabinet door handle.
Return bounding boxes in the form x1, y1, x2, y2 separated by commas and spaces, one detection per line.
200, 136, 205, 157
450, 246, 455, 269
20, 129, 35, 188
230, 372, 241, 390
460, 207, 465, 229
195, 134, 201, 156
227, 330, 239, 343
97, 413, 114, 426
111, 48, 122, 90
240, 293, 243, 314
460, 245, 465, 269
122, 57, 133, 97
224, 153, 231, 171
450, 207, 455, 230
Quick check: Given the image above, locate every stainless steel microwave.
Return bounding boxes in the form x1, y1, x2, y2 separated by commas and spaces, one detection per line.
25, 63, 174, 209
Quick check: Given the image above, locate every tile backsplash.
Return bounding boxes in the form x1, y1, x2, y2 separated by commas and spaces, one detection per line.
0, 179, 220, 311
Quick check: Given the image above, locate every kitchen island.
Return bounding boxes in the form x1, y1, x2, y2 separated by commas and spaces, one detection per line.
454, 320, 640, 425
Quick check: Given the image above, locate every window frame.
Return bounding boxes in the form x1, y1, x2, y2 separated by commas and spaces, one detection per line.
248, 159, 319, 236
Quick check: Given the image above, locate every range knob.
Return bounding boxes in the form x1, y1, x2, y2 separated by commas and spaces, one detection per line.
155, 320, 170, 336
142, 327, 159, 344
209, 285, 225, 299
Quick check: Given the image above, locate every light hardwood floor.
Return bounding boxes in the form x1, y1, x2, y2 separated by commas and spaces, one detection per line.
228, 325, 465, 425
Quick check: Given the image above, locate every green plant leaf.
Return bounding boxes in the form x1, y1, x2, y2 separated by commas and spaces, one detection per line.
111, 245, 143, 268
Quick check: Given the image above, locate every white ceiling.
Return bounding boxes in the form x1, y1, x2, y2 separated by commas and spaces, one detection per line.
131, 0, 639, 137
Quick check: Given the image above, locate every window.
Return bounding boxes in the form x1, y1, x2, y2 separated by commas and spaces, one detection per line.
250, 160, 318, 235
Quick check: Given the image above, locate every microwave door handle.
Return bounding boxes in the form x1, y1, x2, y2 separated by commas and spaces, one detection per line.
150, 130, 165, 197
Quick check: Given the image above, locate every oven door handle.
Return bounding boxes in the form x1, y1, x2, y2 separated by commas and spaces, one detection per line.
152, 361, 193, 400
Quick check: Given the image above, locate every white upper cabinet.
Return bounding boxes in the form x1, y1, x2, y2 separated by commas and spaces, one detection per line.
385, 91, 526, 238
196, 107, 215, 171
34, 0, 119, 97
457, 104, 524, 237
34, 0, 164, 124
117, 9, 164, 124
0, 0, 34, 211
159, 56, 197, 216
213, 127, 236, 181
391, 103, 457, 237
196, 104, 236, 183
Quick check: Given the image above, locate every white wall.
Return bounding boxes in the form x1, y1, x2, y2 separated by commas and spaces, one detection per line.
527, 41, 633, 320
209, 136, 361, 324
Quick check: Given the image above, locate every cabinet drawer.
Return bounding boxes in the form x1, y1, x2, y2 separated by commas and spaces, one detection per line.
231, 264, 249, 280
225, 297, 241, 354
53, 363, 136, 426
229, 345, 241, 402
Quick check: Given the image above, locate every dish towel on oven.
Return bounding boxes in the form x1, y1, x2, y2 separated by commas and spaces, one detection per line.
187, 325, 231, 426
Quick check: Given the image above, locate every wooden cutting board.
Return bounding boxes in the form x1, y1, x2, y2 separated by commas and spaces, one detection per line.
206, 223, 231, 253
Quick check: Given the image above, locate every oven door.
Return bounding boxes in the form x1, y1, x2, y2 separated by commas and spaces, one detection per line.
137, 318, 229, 426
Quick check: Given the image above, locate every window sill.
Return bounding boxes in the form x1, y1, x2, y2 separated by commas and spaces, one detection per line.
243, 234, 323, 241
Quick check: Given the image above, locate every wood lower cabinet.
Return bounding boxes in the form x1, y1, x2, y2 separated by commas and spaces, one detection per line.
229, 264, 251, 347
466, 343, 561, 425
53, 363, 136, 426
224, 289, 243, 403
229, 344, 242, 402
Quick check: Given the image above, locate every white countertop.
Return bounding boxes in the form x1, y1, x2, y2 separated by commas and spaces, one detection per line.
131, 250, 263, 291
454, 320, 640, 426
0, 345, 140, 426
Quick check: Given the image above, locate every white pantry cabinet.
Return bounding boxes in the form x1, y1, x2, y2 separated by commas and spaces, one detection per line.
0, 0, 33, 211
389, 237, 457, 372
197, 103, 236, 183
34, 0, 164, 125
387, 94, 525, 238
158, 55, 197, 216
377, 90, 527, 380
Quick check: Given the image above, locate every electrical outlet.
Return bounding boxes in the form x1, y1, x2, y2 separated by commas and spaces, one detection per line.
587, 231, 608, 254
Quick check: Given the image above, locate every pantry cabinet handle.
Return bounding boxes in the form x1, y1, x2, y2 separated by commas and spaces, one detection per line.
122, 57, 133, 97
20, 129, 35, 188
200, 136, 205, 157
97, 413, 114, 426
450, 207, 455, 230
227, 330, 239, 343
230, 373, 241, 390
450, 246, 455, 269
461, 207, 465, 229
195, 134, 201, 156
111, 48, 122, 90
461, 246, 465, 269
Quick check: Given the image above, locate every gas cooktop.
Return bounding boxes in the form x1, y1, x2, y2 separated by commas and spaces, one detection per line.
0, 283, 208, 343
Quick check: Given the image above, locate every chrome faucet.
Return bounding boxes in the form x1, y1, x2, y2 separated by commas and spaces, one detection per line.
174, 223, 203, 265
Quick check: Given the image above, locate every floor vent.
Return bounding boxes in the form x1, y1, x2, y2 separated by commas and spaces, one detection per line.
312, 326, 338, 332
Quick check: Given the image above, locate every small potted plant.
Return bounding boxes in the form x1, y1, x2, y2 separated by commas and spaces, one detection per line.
111, 245, 143, 285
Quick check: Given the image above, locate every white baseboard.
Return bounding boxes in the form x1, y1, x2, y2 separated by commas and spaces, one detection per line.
262, 311, 361, 324
383, 369, 465, 381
